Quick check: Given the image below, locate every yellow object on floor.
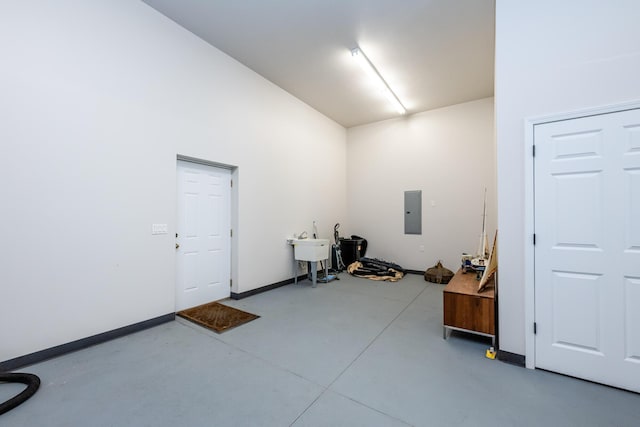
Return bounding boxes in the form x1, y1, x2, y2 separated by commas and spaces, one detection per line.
485, 347, 496, 359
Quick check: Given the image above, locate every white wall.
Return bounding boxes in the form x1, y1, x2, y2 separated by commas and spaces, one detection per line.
495, 0, 640, 354
346, 98, 495, 272
0, 0, 346, 362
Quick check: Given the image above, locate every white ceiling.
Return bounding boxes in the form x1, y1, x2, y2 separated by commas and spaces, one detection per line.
143, 0, 495, 128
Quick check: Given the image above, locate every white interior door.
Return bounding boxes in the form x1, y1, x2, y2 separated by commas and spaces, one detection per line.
534, 108, 640, 392
176, 160, 231, 310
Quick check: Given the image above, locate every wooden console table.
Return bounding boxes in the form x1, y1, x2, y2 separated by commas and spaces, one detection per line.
443, 269, 495, 345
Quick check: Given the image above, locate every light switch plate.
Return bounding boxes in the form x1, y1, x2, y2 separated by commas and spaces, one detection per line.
152, 224, 168, 235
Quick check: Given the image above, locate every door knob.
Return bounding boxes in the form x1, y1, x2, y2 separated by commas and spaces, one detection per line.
176, 243, 180, 249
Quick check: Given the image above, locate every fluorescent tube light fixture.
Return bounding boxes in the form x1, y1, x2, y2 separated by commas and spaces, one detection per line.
351, 47, 406, 115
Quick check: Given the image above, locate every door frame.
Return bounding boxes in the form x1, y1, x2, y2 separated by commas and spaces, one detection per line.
523, 100, 640, 369
175, 154, 239, 303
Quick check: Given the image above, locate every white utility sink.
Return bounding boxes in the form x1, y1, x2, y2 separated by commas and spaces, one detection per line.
290, 238, 330, 261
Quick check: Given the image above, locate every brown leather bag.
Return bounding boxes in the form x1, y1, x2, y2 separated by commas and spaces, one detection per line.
424, 261, 454, 284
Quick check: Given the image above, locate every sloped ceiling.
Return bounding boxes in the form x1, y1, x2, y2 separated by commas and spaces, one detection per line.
143, 0, 495, 128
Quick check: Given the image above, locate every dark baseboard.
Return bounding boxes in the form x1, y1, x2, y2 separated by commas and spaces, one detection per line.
232, 268, 428, 299
405, 269, 425, 275
497, 350, 525, 367
0, 313, 175, 372
231, 274, 308, 300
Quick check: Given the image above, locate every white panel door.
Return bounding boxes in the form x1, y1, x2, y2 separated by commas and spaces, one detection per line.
534, 108, 640, 392
176, 160, 231, 310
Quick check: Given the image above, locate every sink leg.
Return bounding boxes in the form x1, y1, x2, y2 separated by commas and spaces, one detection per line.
293, 246, 298, 285
311, 261, 317, 287
324, 261, 328, 282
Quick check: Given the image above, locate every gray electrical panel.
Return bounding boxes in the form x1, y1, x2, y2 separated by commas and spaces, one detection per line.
404, 190, 422, 235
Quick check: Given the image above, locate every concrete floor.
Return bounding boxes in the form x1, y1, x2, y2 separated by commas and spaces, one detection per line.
2, 273, 639, 426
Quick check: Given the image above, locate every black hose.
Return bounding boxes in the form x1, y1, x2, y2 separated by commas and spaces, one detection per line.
0, 373, 40, 415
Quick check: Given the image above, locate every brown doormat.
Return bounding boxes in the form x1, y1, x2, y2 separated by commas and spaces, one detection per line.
177, 301, 259, 333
